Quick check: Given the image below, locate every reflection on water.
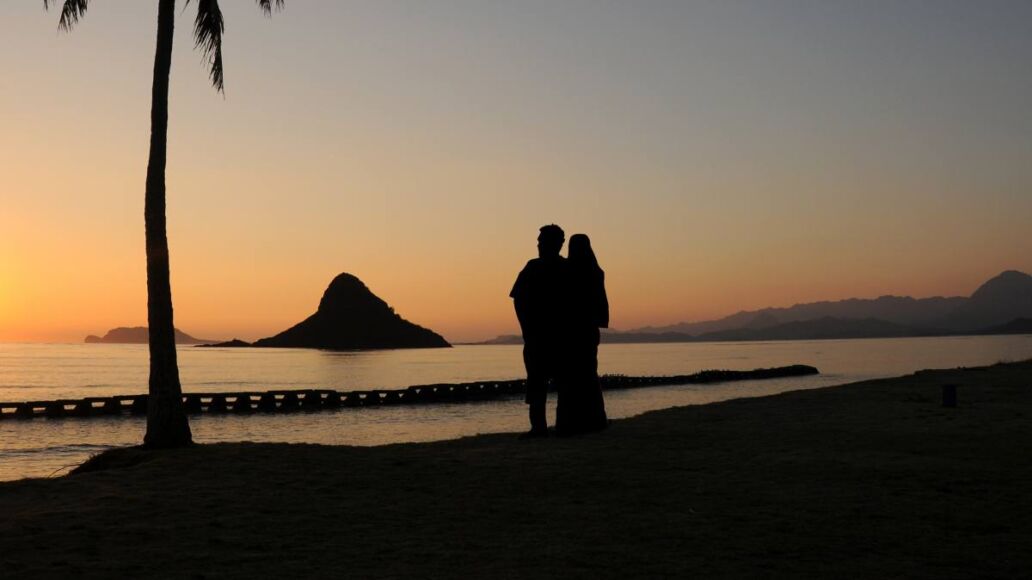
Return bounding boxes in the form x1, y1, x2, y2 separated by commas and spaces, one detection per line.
2, 336, 1030, 481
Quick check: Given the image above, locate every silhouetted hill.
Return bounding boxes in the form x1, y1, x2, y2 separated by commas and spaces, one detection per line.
472, 332, 697, 345
473, 334, 523, 345
631, 270, 1031, 337
606, 318, 938, 343
693, 317, 940, 342
743, 311, 781, 329
196, 339, 253, 348
637, 295, 966, 336
253, 273, 450, 350
937, 271, 1032, 331
85, 327, 215, 345
977, 318, 1032, 336
477, 320, 933, 345
603, 331, 696, 343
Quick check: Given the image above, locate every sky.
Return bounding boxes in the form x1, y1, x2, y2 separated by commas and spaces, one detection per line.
2, 0, 1031, 343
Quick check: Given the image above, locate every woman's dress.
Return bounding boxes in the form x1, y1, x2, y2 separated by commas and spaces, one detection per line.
557, 265, 609, 435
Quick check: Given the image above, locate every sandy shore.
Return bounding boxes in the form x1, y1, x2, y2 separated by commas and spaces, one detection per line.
2, 360, 1030, 579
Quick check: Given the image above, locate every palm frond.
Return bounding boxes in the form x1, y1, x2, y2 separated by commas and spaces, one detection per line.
184, 0, 284, 92
44, 0, 90, 31
256, 0, 285, 16
188, 0, 226, 92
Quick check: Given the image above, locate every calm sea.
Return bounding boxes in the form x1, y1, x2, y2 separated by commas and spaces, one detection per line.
2, 336, 1030, 481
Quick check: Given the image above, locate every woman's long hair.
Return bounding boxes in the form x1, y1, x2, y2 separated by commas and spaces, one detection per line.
569, 233, 609, 329
568, 234, 602, 273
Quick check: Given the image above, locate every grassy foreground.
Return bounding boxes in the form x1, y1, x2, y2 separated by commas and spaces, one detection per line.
2, 361, 1031, 579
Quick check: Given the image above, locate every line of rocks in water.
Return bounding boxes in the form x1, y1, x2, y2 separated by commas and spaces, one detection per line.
0, 365, 818, 420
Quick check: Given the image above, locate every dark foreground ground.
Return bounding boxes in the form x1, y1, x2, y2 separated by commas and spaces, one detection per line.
2, 361, 1030, 579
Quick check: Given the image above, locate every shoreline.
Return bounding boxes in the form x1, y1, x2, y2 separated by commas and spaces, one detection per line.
2, 360, 1031, 578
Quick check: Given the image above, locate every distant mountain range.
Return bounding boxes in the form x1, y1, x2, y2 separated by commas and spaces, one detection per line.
476, 270, 1032, 344
85, 327, 215, 345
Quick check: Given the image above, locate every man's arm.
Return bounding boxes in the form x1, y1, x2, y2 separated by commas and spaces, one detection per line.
510, 262, 533, 335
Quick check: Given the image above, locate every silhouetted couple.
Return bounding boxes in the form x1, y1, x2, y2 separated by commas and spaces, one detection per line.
510, 224, 609, 438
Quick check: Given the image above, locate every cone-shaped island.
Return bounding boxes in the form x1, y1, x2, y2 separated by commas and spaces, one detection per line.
207, 273, 450, 350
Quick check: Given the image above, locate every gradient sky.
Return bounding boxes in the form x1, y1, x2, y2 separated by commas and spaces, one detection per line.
2, 1, 1031, 343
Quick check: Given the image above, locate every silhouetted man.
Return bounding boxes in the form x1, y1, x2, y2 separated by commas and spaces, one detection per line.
510, 224, 570, 437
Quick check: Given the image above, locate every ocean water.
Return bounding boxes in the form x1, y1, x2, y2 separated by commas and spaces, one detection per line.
2, 336, 1030, 481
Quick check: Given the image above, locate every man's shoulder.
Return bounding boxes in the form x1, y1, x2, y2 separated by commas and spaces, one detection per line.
519, 257, 545, 272
528, 256, 567, 266
521, 256, 568, 274
511, 259, 538, 298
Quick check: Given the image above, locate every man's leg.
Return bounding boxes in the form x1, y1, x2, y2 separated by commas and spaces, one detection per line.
523, 344, 548, 435
526, 376, 548, 433
549, 343, 577, 435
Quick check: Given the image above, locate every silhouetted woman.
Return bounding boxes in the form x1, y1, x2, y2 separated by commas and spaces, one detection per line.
561, 233, 609, 434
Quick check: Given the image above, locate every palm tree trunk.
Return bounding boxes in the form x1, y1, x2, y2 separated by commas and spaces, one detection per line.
143, 0, 192, 448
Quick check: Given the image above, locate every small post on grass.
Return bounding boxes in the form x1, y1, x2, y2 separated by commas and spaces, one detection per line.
942, 384, 958, 408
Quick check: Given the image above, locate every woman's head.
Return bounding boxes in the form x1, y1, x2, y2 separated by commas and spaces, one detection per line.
568, 234, 600, 270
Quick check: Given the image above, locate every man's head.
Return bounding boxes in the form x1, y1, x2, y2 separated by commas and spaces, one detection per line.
537, 224, 565, 258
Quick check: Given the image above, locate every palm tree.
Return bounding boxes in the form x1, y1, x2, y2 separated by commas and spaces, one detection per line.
46, 0, 284, 448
